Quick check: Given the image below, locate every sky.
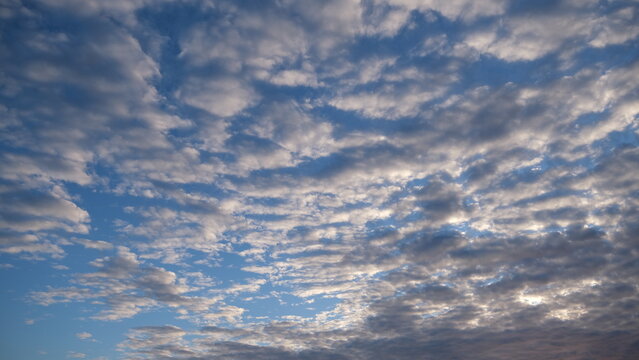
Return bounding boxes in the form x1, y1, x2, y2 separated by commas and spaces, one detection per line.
1, 0, 639, 359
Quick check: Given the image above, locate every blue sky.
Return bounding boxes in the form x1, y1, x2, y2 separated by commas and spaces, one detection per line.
1, 0, 639, 359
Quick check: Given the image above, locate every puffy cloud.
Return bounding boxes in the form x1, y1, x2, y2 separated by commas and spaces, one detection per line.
31, 247, 221, 320
0, 183, 90, 233
269, 69, 320, 88
177, 77, 259, 118
384, 0, 508, 22
464, 0, 639, 61
4, 1, 639, 359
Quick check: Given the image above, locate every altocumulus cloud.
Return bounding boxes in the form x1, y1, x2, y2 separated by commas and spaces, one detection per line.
1, 0, 639, 359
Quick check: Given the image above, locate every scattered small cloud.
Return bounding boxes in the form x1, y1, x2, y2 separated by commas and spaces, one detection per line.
75, 332, 92, 340
67, 351, 86, 359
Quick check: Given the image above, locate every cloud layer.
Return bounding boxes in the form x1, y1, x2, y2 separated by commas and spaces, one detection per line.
1, 0, 638, 359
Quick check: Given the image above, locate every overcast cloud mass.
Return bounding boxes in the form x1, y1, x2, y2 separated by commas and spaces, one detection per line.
1, 0, 639, 359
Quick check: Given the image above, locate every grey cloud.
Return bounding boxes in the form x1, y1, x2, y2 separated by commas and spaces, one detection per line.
0, 240, 64, 257
462, 159, 497, 184
589, 147, 639, 193
0, 189, 87, 227
200, 325, 251, 339
339, 327, 639, 360
88, 246, 140, 279
235, 141, 426, 193
412, 177, 468, 223
0, 152, 91, 185
402, 230, 465, 261
118, 323, 639, 360
4, 1, 639, 359
0, 1, 201, 260
408, 284, 461, 303
0, 180, 88, 257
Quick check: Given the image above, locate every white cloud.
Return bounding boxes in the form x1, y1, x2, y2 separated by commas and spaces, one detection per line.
464, 2, 639, 62
382, 0, 508, 22
73, 238, 113, 251
329, 88, 439, 119
66, 351, 86, 359
177, 77, 258, 118
32, 246, 222, 320
269, 69, 319, 87
76, 332, 92, 340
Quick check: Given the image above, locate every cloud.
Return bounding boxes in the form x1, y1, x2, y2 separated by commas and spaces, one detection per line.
31, 246, 222, 320
3, 0, 639, 359
464, 0, 639, 62
0, 183, 90, 234
326, 61, 458, 119
177, 77, 259, 118
116, 324, 639, 359
384, 0, 508, 23
269, 69, 320, 88
73, 238, 113, 251
75, 332, 92, 340
0, 231, 64, 258
66, 351, 86, 359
